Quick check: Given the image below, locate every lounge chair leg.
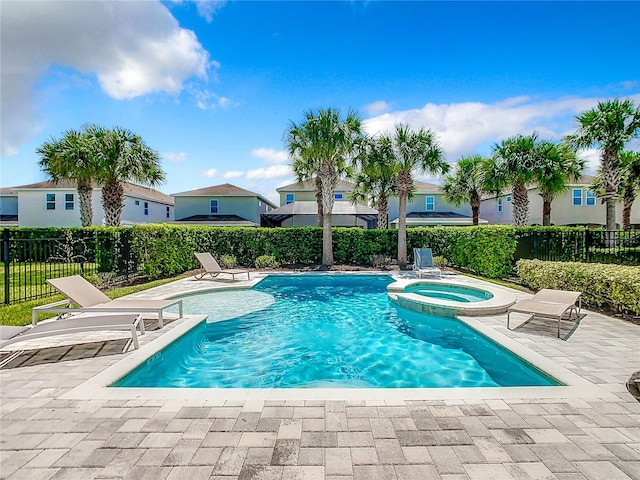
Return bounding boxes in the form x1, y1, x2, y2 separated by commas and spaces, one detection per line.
131, 328, 139, 349
158, 312, 164, 329
507, 312, 510, 330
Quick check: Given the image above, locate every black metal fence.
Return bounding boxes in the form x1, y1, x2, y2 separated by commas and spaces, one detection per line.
1, 229, 138, 305
515, 229, 640, 265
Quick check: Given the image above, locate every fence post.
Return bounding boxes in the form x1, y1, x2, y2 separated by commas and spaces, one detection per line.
3, 228, 10, 305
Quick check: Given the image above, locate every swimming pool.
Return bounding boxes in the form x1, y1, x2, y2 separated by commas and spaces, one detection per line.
114, 275, 559, 389
404, 283, 493, 303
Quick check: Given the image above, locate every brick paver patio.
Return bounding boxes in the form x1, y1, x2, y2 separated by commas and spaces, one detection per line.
1, 273, 638, 479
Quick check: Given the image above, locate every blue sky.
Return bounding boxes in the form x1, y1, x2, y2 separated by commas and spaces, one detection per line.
1, 1, 639, 205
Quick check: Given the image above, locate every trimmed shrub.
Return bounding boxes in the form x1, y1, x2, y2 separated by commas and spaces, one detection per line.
219, 255, 237, 268
255, 255, 280, 269
517, 259, 640, 315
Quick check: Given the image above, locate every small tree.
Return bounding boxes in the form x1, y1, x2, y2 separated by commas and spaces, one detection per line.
533, 141, 584, 226
566, 99, 640, 231
285, 108, 363, 266
85, 125, 165, 226
37, 129, 97, 226
386, 124, 448, 269
442, 155, 491, 226
350, 135, 396, 229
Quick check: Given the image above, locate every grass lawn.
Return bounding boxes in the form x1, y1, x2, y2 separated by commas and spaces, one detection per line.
0, 273, 192, 327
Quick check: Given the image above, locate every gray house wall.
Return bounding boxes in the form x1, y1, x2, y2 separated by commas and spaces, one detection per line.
388, 193, 471, 221
174, 195, 267, 223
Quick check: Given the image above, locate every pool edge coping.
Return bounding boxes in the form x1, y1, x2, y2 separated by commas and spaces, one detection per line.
60, 272, 617, 403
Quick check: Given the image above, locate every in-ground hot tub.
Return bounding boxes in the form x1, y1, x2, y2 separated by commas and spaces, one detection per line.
388, 279, 516, 318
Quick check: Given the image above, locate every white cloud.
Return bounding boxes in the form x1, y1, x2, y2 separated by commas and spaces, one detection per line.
363, 100, 392, 116
163, 152, 187, 162
246, 165, 293, 180
195, 0, 227, 22
1, 0, 212, 157
364, 94, 640, 162
199, 168, 244, 179
578, 148, 602, 174
194, 89, 233, 110
200, 168, 218, 178
222, 171, 244, 179
251, 148, 289, 164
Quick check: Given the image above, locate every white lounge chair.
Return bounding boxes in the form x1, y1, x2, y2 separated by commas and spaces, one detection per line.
0, 313, 144, 351
194, 252, 250, 281
507, 288, 582, 338
32, 275, 183, 328
413, 248, 442, 279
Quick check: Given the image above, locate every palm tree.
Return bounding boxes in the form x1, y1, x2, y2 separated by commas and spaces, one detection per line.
619, 151, 640, 231
442, 155, 490, 226
349, 135, 396, 229
488, 133, 541, 226
566, 99, 640, 231
593, 151, 640, 230
85, 124, 165, 226
285, 108, 363, 266
37, 129, 96, 226
533, 141, 585, 226
385, 124, 448, 269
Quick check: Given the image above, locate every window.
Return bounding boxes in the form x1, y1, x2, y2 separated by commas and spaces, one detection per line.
572, 188, 583, 206
285, 193, 294, 204
166, 206, 170, 218
46, 193, 55, 210
134, 200, 140, 206
506, 195, 512, 202
334, 193, 343, 200
425, 196, 435, 211
210, 199, 219, 213
144, 202, 149, 215
65, 193, 74, 210
497, 198, 503, 212
586, 190, 596, 206
258, 200, 262, 207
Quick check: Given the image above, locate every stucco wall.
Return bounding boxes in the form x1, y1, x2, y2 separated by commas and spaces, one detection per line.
388, 194, 471, 221
174, 196, 261, 223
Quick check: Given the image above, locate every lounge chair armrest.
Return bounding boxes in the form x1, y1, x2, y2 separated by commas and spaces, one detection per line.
32, 300, 73, 325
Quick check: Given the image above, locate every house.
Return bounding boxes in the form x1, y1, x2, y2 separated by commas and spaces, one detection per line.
479, 175, 640, 228
270, 180, 377, 228
277, 180, 357, 206
171, 183, 277, 227
0, 180, 174, 227
388, 182, 487, 227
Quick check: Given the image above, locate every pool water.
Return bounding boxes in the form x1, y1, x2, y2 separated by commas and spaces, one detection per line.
404, 284, 493, 303
114, 275, 559, 389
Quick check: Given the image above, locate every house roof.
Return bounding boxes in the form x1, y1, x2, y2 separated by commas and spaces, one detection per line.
171, 183, 276, 207
1, 180, 173, 204
173, 214, 256, 227
413, 181, 442, 193
263, 200, 377, 216
390, 211, 488, 226
277, 180, 356, 192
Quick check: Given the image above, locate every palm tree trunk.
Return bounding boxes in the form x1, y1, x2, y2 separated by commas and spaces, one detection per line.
622, 194, 633, 231
315, 177, 323, 227
77, 180, 94, 227
377, 194, 389, 229
102, 181, 124, 227
541, 193, 552, 226
319, 166, 337, 267
397, 190, 408, 269
512, 182, 529, 227
471, 203, 479, 226
602, 148, 620, 232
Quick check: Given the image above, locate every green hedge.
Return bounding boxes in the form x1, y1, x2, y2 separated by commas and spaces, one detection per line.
517, 259, 640, 315
6, 225, 518, 280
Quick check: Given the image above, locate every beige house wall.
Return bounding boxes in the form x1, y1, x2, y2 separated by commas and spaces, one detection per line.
174, 195, 270, 224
